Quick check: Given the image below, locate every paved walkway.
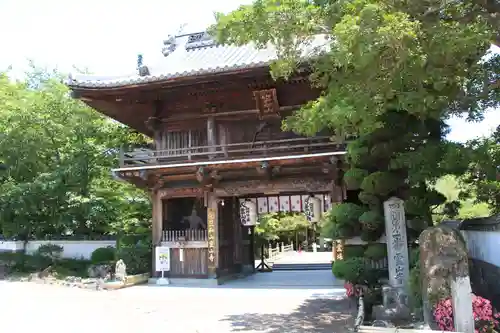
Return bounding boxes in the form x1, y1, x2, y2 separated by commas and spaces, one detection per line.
273, 251, 333, 264
0, 270, 354, 333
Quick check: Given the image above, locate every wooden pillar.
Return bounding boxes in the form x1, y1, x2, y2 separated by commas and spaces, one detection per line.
233, 197, 242, 266
218, 124, 228, 158
151, 190, 163, 275
207, 192, 219, 278
207, 116, 216, 159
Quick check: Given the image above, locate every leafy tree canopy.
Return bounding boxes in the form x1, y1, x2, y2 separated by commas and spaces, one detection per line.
460, 126, 500, 214
212, 0, 499, 237
0, 66, 150, 240
212, 0, 498, 137
256, 212, 309, 241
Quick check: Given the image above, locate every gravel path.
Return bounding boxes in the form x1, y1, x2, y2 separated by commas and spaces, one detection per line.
0, 271, 354, 333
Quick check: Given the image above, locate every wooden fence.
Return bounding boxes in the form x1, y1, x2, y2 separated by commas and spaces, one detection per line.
268, 242, 294, 261
162, 229, 208, 242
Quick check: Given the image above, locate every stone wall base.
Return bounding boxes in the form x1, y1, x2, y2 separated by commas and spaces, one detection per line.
147, 271, 254, 287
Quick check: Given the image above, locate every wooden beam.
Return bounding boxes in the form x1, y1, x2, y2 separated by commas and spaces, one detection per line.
214, 178, 333, 196
162, 105, 301, 122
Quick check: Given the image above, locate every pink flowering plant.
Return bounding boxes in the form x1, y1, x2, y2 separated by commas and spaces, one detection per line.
433, 294, 500, 333
344, 282, 364, 298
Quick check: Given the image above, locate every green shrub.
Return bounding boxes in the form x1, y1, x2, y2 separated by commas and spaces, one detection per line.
118, 234, 151, 248
325, 203, 366, 238
360, 171, 402, 196
359, 210, 384, 231
90, 247, 116, 264
409, 263, 423, 310
344, 245, 365, 259
360, 228, 384, 242
409, 247, 420, 269
358, 191, 381, 209
36, 243, 63, 261
364, 243, 387, 260
116, 244, 151, 275
2, 252, 52, 273
53, 258, 90, 278
344, 168, 369, 190
332, 258, 368, 284
330, 203, 366, 226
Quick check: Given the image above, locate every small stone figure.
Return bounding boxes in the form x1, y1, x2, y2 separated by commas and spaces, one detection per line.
115, 259, 127, 282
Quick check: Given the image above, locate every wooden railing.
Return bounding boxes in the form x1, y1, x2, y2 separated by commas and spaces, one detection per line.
366, 257, 388, 270
162, 229, 207, 242
120, 136, 343, 167
268, 242, 294, 261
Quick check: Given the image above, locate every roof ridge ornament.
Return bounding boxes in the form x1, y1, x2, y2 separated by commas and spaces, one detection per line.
162, 35, 177, 57
137, 54, 150, 76
185, 31, 215, 50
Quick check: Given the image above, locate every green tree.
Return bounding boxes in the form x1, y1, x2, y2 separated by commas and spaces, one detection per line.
460, 126, 500, 214
0, 68, 150, 240
255, 212, 309, 243
211, 0, 499, 242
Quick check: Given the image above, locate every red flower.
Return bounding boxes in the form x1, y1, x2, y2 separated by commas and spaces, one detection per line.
433, 295, 500, 332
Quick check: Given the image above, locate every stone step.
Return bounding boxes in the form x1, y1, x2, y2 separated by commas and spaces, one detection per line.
272, 263, 332, 271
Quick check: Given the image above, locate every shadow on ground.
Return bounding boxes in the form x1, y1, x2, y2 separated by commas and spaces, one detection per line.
219, 295, 355, 333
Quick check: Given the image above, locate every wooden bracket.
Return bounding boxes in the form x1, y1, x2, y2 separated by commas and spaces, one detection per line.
196, 166, 210, 185
256, 161, 271, 179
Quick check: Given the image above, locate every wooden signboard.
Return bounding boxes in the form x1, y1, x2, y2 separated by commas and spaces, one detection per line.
207, 207, 217, 274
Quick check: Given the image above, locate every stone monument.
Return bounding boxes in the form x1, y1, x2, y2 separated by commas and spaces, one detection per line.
115, 259, 127, 282
374, 197, 411, 321
419, 225, 473, 333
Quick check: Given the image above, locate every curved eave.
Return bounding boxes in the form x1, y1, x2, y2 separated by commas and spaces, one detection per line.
66, 63, 272, 91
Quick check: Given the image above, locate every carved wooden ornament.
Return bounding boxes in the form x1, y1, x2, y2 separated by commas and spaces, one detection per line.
253, 89, 280, 119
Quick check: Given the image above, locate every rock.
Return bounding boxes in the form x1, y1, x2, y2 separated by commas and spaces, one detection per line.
38, 265, 52, 278
87, 264, 112, 278
419, 225, 470, 328
115, 259, 127, 282
372, 320, 393, 327
373, 304, 411, 323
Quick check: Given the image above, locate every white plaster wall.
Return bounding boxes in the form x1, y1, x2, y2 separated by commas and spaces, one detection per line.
0, 240, 116, 259
461, 230, 500, 267
344, 235, 386, 245
0, 241, 23, 252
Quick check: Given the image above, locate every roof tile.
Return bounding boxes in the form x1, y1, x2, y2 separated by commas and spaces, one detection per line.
67, 34, 328, 89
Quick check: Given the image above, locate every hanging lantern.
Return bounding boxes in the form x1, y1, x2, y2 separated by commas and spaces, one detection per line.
305, 196, 322, 223
240, 200, 257, 226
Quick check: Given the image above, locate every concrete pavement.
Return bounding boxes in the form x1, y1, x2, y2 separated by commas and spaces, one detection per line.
0, 269, 353, 333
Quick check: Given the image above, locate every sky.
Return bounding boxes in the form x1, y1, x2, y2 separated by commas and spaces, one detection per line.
0, 0, 498, 142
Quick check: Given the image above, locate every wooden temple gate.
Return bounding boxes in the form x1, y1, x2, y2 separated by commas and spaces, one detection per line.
67, 30, 347, 283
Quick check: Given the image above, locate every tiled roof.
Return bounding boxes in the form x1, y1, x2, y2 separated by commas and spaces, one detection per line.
67, 33, 329, 89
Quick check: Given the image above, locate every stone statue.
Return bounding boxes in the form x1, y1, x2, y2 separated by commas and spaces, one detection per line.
115, 259, 127, 282
183, 206, 206, 230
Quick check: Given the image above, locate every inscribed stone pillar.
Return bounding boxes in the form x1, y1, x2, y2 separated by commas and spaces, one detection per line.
383, 197, 410, 313
207, 192, 219, 278
151, 190, 164, 274
383, 197, 410, 289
